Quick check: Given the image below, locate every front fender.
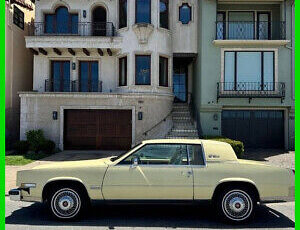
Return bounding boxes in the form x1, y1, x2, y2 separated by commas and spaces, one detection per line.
46, 177, 84, 184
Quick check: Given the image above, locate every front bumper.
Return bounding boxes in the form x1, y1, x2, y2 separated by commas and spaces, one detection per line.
9, 188, 22, 201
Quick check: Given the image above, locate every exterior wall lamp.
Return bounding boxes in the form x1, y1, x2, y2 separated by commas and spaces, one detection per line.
138, 112, 143, 120
53, 111, 58, 120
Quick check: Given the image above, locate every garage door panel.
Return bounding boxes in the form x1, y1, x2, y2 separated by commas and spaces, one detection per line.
222, 110, 284, 149
64, 109, 132, 150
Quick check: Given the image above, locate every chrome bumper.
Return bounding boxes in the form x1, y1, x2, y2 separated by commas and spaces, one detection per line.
9, 188, 22, 201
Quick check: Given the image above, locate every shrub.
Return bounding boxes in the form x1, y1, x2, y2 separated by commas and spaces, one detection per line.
13, 141, 29, 155
204, 136, 244, 159
26, 129, 45, 153
39, 140, 56, 154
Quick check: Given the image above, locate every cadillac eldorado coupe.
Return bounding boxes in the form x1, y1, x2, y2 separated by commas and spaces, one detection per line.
9, 139, 295, 223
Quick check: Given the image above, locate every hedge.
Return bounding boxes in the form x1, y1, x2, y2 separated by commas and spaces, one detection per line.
204, 136, 244, 159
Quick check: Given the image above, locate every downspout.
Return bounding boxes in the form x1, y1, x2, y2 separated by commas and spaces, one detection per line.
291, 0, 295, 101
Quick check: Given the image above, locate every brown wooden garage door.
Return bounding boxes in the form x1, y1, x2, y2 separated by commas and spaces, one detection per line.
64, 109, 132, 150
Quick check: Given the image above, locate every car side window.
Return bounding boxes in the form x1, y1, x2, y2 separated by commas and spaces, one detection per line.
119, 144, 188, 165
187, 144, 205, 165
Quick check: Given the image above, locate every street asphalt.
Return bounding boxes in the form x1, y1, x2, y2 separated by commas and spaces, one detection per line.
5, 197, 295, 230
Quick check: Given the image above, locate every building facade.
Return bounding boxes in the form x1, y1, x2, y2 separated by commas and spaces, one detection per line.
20, 0, 295, 151
193, 0, 295, 150
5, 0, 34, 149
22, 0, 198, 150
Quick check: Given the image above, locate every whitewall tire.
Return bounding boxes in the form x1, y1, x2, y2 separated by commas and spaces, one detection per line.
49, 187, 84, 220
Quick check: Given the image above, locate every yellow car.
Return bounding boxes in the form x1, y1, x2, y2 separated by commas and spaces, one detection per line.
9, 139, 294, 223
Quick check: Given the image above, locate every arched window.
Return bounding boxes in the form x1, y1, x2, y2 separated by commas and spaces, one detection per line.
179, 3, 191, 25
92, 6, 107, 36
45, 6, 78, 34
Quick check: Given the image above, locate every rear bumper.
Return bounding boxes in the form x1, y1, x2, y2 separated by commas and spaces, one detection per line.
261, 186, 295, 203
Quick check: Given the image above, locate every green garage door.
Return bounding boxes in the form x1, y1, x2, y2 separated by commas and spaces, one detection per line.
222, 110, 284, 148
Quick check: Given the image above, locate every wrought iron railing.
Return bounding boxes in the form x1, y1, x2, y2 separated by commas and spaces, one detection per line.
31, 22, 117, 37
45, 79, 103, 92
217, 82, 285, 103
216, 21, 286, 40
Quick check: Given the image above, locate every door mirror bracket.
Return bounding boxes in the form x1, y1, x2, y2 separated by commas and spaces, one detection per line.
131, 157, 139, 168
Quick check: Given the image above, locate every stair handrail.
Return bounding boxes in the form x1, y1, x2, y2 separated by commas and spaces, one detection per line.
142, 111, 173, 137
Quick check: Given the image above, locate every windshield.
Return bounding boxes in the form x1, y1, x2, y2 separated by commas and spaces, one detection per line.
110, 143, 142, 162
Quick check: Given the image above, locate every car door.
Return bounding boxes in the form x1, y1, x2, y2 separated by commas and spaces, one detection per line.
102, 144, 194, 200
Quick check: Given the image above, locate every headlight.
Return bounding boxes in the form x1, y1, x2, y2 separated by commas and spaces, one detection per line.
21, 183, 36, 188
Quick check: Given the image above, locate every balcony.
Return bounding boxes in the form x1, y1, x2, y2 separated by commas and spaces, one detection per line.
30, 22, 117, 37
26, 22, 122, 51
45, 80, 103, 93
214, 21, 288, 46
217, 82, 285, 103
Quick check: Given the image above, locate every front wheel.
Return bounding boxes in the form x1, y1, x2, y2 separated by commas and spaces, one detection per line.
216, 187, 256, 223
48, 186, 85, 220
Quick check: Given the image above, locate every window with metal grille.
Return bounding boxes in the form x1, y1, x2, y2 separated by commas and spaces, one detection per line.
13, 6, 24, 30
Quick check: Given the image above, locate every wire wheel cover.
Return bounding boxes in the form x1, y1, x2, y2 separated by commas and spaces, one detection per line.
51, 188, 81, 218
222, 190, 253, 221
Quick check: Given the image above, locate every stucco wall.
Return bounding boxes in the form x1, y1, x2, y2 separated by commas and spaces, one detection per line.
19, 93, 173, 150
5, 2, 34, 149
28, 0, 198, 95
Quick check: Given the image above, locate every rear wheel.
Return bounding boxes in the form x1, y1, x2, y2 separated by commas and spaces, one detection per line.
215, 187, 256, 223
48, 185, 86, 220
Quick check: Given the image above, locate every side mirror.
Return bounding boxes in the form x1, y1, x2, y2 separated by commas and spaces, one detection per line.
131, 157, 139, 168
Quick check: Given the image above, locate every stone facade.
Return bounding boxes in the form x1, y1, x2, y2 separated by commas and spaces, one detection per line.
20, 92, 173, 149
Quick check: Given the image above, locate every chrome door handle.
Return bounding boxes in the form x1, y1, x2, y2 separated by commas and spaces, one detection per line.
181, 171, 193, 177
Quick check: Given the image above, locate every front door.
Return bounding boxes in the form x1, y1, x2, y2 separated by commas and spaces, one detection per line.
102, 144, 194, 200
173, 63, 188, 103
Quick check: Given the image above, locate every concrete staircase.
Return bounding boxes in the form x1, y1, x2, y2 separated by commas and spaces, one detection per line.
166, 103, 199, 139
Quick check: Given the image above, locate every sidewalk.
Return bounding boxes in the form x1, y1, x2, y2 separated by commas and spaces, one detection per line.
5, 150, 123, 195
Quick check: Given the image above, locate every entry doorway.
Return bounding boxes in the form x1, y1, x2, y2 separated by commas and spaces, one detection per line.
173, 56, 195, 103
92, 6, 107, 36
173, 63, 187, 103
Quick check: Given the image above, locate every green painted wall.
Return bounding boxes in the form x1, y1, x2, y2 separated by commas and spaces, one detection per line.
193, 0, 295, 149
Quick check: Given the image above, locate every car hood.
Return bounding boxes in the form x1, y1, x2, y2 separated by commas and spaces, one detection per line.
31, 157, 114, 170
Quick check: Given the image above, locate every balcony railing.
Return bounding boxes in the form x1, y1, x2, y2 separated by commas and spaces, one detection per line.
31, 22, 117, 37
217, 82, 285, 103
216, 21, 286, 40
45, 80, 103, 92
